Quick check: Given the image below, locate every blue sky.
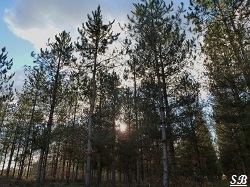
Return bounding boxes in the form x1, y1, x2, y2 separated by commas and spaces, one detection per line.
0, 0, 142, 90
1, 0, 190, 91
1, 0, 34, 71
1, 0, 140, 73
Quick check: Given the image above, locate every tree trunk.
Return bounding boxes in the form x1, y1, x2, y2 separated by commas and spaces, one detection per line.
19, 94, 37, 180
111, 105, 117, 186
75, 159, 79, 181
96, 152, 102, 187
111, 151, 116, 187
12, 139, 21, 178
133, 58, 141, 186
72, 161, 75, 182
85, 40, 98, 187
66, 160, 71, 184
81, 161, 84, 181
0, 104, 7, 129
159, 46, 176, 178
61, 155, 66, 180
6, 133, 17, 178
36, 149, 44, 183
26, 148, 33, 179
53, 141, 60, 179
42, 116, 53, 181
106, 167, 109, 182
190, 121, 203, 181
1, 145, 8, 176
156, 57, 169, 187
85, 92, 95, 187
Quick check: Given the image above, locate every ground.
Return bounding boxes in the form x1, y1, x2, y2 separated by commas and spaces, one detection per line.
0, 178, 229, 187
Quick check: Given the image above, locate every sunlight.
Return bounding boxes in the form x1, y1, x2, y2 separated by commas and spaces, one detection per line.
119, 122, 127, 132
116, 120, 127, 133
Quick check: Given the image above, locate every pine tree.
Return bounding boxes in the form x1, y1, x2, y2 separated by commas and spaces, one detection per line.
188, 0, 250, 176
128, 0, 188, 185
18, 65, 45, 179
76, 5, 119, 187
0, 47, 14, 131
123, 42, 143, 185
0, 47, 14, 102
33, 30, 75, 182
174, 73, 218, 184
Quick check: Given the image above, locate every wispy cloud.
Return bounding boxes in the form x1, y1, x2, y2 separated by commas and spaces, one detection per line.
4, 0, 139, 51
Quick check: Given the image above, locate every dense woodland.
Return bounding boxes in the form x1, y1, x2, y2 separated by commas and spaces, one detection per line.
0, 0, 249, 186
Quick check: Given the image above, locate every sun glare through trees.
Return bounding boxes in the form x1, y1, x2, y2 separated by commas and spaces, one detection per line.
116, 120, 127, 133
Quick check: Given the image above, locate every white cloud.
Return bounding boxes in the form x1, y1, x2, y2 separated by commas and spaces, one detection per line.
4, 0, 139, 51
12, 67, 26, 92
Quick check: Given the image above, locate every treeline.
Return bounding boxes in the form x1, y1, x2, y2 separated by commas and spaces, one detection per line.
0, 0, 249, 187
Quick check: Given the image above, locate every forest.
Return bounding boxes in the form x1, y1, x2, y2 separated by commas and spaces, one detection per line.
0, 0, 249, 186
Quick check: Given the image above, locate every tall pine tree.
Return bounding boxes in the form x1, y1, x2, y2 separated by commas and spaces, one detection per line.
76, 5, 119, 187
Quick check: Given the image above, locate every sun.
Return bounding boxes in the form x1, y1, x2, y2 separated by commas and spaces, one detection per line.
116, 120, 127, 133
119, 123, 127, 132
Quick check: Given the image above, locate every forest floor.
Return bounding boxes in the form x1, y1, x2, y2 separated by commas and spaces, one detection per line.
0, 178, 230, 187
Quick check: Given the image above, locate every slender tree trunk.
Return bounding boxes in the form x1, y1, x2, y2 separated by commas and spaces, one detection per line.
81, 161, 84, 181
232, 88, 250, 175
106, 167, 109, 182
85, 91, 95, 187
1, 145, 8, 176
127, 93, 132, 187
156, 58, 168, 187
75, 159, 79, 181
50, 153, 55, 178
85, 41, 98, 187
190, 121, 203, 181
133, 58, 141, 186
53, 141, 60, 179
19, 95, 37, 180
12, 139, 21, 178
17, 156, 22, 177
140, 149, 144, 182
96, 151, 102, 187
0, 104, 7, 129
66, 160, 71, 184
61, 155, 66, 180
111, 92, 118, 187
111, 148, 116, 187
241, 124, 250, 175
119, 166, 121, 182
26, 148, 33, 179
36, 149, 44, 183
127, 157, 131, 187
72, 161, 75, 182
6, 133, 17, 178
159, 46, 176, 178
42, 117, 53, 181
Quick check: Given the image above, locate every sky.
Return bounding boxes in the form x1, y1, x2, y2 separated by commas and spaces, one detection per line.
1, 0, 142, 70
1, 0, 191, 91
0, 0, 147, 90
